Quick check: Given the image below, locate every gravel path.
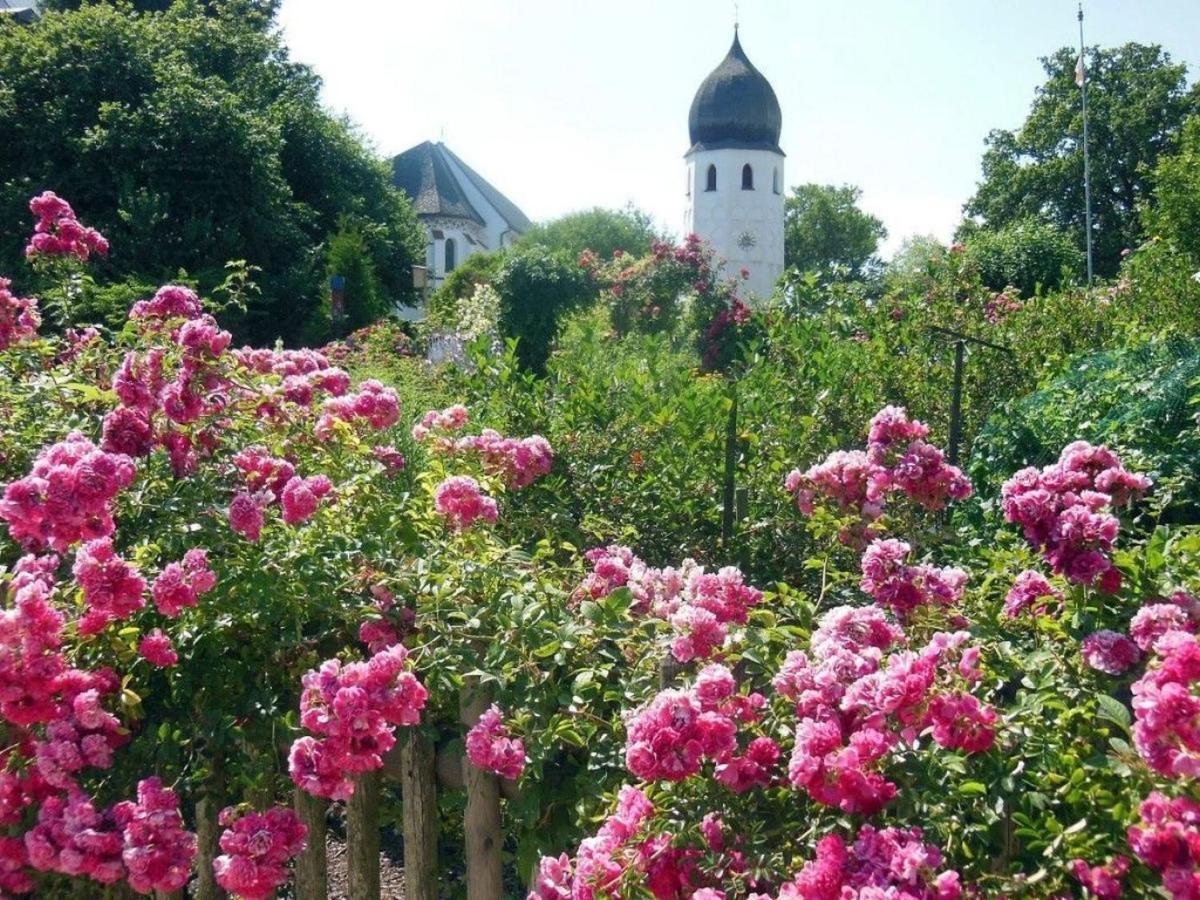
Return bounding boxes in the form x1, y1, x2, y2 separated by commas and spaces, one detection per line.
325, 832, 407, 899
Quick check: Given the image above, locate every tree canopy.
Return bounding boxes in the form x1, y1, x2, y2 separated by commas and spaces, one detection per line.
0, 1, 423, 344
965, 43, 1200, 278
520, 205, 662, 262
1144, 114, 1200, 265
783, 183, 887, 278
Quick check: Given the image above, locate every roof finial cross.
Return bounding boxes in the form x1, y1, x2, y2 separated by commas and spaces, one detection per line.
734, 0, 739, 31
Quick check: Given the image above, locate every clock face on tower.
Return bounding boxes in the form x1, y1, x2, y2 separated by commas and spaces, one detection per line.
737, 230, 757, 251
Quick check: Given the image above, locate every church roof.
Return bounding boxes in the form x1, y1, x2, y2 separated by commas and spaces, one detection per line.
0, 0, 38, 24
687, 29, 783, 155
390, 141, 531, 234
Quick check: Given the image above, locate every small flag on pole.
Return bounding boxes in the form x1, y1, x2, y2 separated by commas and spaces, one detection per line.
1075, 53, 1086, 86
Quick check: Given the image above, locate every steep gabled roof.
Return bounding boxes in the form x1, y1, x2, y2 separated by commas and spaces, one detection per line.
436, 143, 532, 234
390, 141, 486, 225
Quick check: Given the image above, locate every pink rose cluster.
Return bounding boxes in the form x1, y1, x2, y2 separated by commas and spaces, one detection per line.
151, 548, 216, 617
288, 644, 429, 800
72, 537, 146, 635
624, 664, 776, 792
0, 555, 122, 730
231, 346, 352, 419
465, 704, 526, 780
414, 406, 555, 490
412, 403, 469, 445
1003, 569, 1062, 618
574, 547, 763, 664
1128, 792, 1200, 898
24, 192, 108, 262
112, 777, 197, 894
433, 475, 499, 530
32, 685, 128, 789
1001, 440, 1150, 588
212, 805, 307, 900
1131, 627, 1200, 778
1081, 629, 1142, 676
776, 607, 994, 814
227, 447, 335, 539
1070, 856, 1129, 899
0, 276, 40, 351
528, 785, 689, 900
0, 432, 136, 552
785, 406, 972, 545
459, 429, 554, 489
129, 284, 203, 321
138, 629, 178, 667
859, 538, 968, 621
775, 825, 962, 900
315, 379, 400, 437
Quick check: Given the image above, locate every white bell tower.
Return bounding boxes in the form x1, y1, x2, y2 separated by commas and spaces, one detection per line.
684, 28, 785, 302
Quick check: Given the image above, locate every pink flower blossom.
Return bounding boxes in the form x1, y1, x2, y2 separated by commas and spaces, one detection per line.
0, 432, 136, 552
1082, 630, 1142, 675
1003, 570, 1061, 618
1131, 632, 1200, 777
151, 548, 216, 617
213, 806, 307, 900
289, 645, 429, 799
72, 537, 147, 635
465, 704, 526, 780
1070, 856, 1129, 899
25, 192, 108, 262
0, 277, 40, 350
280, 475, 334, 525
433, 475, 498, 529
129, 285, 203, 321
860, 539, 968, 620
228, 492, 266, 542
1128, 792, 1200, 898
113, 777, 197, 894
139, 629, 179, 667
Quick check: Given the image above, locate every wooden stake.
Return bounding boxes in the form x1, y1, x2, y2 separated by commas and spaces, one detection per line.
400, 731, 440, 900
293, 788, 329, 900
460, 684, 503, 900
193, 789, 226, 900
346, 770, 382, 900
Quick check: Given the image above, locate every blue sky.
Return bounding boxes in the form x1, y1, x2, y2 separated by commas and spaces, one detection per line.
276, 0, 1200, 256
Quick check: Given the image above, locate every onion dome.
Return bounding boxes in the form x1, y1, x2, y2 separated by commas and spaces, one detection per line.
687, 29, 783, 155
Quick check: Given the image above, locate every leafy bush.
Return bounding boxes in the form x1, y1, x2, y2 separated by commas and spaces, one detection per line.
494, 245, 594, 373
963, 217, 1082, 295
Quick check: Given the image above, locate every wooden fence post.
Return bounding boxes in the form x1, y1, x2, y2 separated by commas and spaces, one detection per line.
293, 788, 328, 900
193, 786, 226, 900
400, 730, 440, 900
346, 770, 382, 900
460, 683, 503, 900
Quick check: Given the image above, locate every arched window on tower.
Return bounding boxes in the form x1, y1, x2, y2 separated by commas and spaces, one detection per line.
772, 167, 781, 194
705, 164, 717, 192
444, 237, 457, 274
742, 164, 754, 190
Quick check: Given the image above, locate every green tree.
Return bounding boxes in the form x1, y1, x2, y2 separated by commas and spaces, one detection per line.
783, 183, 887, 278
325, 219, 383, 335
494, 246, 593, 373
1144, 114, 1200, 263
963, 218, 1081, 296
521, 205, 662, 261
965, 43, 1200, 277
0, 2, 423, 344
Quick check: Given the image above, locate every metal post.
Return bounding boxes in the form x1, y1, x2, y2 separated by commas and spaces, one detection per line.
1078, 3, 1094, 286
948, 340, 965, 466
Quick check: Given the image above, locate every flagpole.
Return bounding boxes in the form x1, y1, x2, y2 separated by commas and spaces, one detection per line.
1078, 2, 1094, 286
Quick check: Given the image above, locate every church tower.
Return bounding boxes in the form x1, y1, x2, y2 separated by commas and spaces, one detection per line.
684, 28, 785, 301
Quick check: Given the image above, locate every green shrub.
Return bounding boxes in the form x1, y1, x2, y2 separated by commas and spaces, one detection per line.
963, 218, 1082, 295
494, 245, 594, 373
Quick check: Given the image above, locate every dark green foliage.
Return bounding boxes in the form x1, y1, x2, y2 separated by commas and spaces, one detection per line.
970, 337, 1200, 516
521, 205, 661, 262
0, 2, 423, 344
965, 43, 1200, 277
494, 246, 594, 373
1145, 114, 1200, 264
783, 183, 887, 278
324, 220, 383, 335
963, 218, 1082, 296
